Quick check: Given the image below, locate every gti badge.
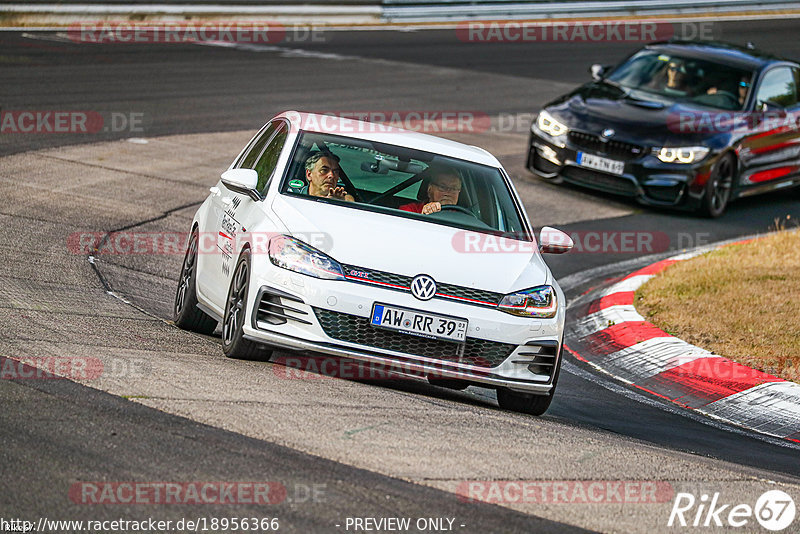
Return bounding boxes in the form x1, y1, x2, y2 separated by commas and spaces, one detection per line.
410, 274, 437, 301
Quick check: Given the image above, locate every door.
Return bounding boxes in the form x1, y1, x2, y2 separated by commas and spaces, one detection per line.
213, 121, 289, 305
201, 121, 279, 307
738, 66, 800, 191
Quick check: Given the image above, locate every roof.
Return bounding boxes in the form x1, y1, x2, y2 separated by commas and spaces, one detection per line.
276, 111, 502, 168
645, 41, 795, 70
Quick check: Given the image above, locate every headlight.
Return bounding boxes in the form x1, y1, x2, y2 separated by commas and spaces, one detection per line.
268, 235, 345, 280
535, 110, 569, 137
497, 285, 557, 318
654, 146, 709, 164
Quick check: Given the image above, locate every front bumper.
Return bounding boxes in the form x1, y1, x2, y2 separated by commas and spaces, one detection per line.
527, 129, 711, 210
242, 267, 564, 395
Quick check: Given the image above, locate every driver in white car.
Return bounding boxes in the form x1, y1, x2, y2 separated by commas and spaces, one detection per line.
400, 167, 462, 215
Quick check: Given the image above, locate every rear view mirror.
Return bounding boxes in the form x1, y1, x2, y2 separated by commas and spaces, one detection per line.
539, 226, 573, 254
361, 158, 426, 175
221, 168, 261, 201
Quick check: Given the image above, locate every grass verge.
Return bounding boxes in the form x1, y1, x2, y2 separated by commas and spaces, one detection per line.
635, 227, 800, 383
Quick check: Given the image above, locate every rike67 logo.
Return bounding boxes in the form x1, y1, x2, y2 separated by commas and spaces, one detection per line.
668, 490, 795, 531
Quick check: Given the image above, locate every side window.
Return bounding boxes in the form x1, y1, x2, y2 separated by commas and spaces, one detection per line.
755, 67, 798, 108
253, 122, 289, 193
237, 122, 278, 169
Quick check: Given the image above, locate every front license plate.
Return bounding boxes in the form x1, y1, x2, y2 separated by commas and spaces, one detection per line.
576, 151, 625, 175
370, 303, 468, 343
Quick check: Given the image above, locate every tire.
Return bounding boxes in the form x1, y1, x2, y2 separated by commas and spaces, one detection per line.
174, 229, 217, 335
427, 377, 469, 390
496, 388, 554, 416
700, 153, 735, 218
496, 345, 562, 416
222, 249, 272, 361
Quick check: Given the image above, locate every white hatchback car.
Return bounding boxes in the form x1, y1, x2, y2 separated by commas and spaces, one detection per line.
174, 112, 573, 415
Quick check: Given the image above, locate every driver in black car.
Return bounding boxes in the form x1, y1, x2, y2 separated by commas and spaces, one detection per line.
707, 74, 751, 107
399, 167, 462, 215
658, 59, 693, 96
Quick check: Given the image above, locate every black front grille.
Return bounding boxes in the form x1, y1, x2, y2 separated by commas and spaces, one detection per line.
254, 287, 312, 326
313, 308, 517, 368
562, 166, 638, 197
353, 268, 411, 288
341, 265, 503, 308
569, 131, 644, 161
515, 342, 559, 378
436, 283, 502, 305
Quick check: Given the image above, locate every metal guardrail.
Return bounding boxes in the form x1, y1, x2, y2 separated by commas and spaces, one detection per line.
382, 0, 800, 21
2, 0, 800, 25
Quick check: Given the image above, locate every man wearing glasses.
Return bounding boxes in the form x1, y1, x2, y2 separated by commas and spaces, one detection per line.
662, 59, 691, 95
708, 75, 751, 107
399, 166, 462, 215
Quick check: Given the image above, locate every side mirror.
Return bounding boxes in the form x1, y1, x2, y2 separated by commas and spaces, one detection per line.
221, 168, 261, 201
759, 100, 786, 114
539, 226, 573, 254
590, 63, 606, 81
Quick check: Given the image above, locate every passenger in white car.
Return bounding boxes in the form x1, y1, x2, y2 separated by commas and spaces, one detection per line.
303, 152, 354, 202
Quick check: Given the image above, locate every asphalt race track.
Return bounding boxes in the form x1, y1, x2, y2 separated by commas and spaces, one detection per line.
1, 18, 800, 533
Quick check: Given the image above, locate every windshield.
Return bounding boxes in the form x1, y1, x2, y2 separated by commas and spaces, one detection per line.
606, 50, 755, 110
280, 131, 530, 239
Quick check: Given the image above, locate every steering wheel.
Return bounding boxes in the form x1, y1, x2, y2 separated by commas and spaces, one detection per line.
439, 204, 477, 217
708, 90, 740, 109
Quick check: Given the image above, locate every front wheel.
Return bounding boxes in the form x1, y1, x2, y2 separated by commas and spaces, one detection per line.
497, 345, 562, 416
700, 153, 735, 218
222, 249, 272, 361
496, 388, 554, 416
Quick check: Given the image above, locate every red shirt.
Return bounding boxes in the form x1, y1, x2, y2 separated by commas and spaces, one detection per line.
399, 202, 425, 213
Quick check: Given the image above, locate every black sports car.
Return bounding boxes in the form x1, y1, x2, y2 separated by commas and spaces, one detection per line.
527, 41, 800, 216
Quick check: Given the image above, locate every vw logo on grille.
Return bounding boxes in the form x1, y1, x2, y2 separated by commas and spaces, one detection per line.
410, 274, 437, 301
601, 128, 615, 139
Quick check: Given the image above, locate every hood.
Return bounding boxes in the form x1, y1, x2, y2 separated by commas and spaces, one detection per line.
547, 82, 729, 147
269, 194, 551, 294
